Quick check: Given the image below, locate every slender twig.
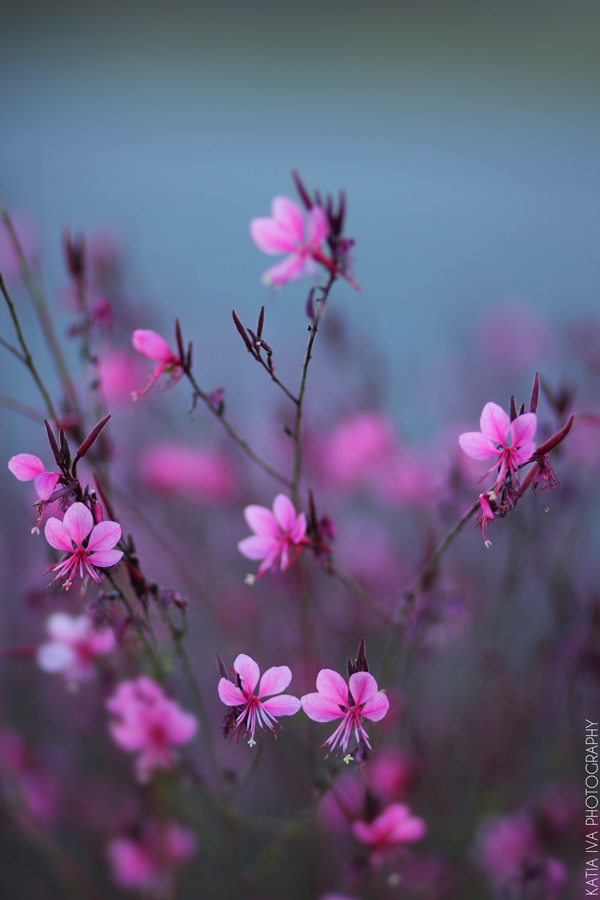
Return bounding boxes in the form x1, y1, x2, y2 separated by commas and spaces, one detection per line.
106, 573, 164, 680
0, 201, 80, 414
0, 334, 25, 362
182, 367, 292, 488
0, 273, 58, 422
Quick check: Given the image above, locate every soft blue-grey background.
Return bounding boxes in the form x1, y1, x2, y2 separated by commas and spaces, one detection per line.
0, 0, 598, 439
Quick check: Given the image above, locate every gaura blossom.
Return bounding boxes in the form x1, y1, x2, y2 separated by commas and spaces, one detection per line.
131, 329, 183, 399
250, 195, 330, 287
44, 502, 123, 588
107, 820, 196, 892
8, 454, 60, 501
36, 613, 115, 683
218, 653, 301, 747
459, 402, 537, 495
237, 494, 307, 579
106, 676, 197, 780
353, 803, 427, 858
301, 669, 389, 755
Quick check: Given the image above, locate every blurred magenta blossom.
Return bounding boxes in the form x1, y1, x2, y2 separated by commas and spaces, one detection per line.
107, 820, 196, 891
36, 612, 115, 683
140, 442, 237, 504
250, 195, 330, 287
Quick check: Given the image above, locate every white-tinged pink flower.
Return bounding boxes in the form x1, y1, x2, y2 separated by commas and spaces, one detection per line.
44, 502, 123, 588
459, 402, 537, 492
131, 329, 183, 399
36, 613, 115, 683
106, 676, 197, 780
8, 454, 60, 501
301, 669, 389, 755
352, 802, 427, 855
218, 653, 301, 747
107, 820, 196, 891
237, 494, 307, 579
250, 195, 330, 287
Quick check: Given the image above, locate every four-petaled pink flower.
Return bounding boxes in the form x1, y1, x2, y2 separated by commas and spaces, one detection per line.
37, 613, 115, 683
459, 402, 537, 493
238, 494, 307, 580
44, 502, 123, 588
131, 329, 183, 399
250, 196, 330, 287
301, 669, 389, 755
106, 676, 197, 780
218, 653, 301, 747
8, 454, 60, 501
352, 803, 426, 861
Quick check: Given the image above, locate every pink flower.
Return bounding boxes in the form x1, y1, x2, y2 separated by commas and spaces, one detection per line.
250, 195, 330, 286
477, 490, 496, 548
98, 348, 145, 405
218, 653, 301, 747
301, 669, 389, 755
140, 442, 237, 504
8, 453, 60, 501
131, 329, 183, 399
353, 803, 427, 857
107, 820, 196, 892
44, 502, 123, 588
36, 613, 115, 683
459, 402, 537, 494
106, 676, 197, 779
237, 494, 307, 579
316, 412, 396, 489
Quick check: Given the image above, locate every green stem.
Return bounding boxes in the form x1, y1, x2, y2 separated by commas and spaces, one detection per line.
324, 563, 394, 627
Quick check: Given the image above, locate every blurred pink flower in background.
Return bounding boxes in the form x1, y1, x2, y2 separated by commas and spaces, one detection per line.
98, 347, 145, 406
36, 612, 115, 683
8, 453, 60, 501
477, 303, 554, 375
315, 412, 395, 490
0, 212, 38, 281
373, 447, 435, 508
367, 748, 420, 801
238, 494, 307, 579
352, 802, 426, 862
301, 670, 389, 754
131, 329, 183, 399
218, 652, 301, 747
107, 820, 196, 891
250, 195, 330, 286
140, 442, 237, 504
44, 502, 123, 587
459, 402, 536, 493
0, 730, 60, 824
106, 676, 197, 780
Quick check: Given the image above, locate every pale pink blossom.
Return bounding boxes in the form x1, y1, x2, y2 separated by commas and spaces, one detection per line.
44, 502, 123, 588
131, 329, 183, 399
301, 669, 389, 754
106, 676, 197, 779
238, 494, 307, 579
459, 402, 537, 493
107, 820, 196, 892
98, 348, 145, 405
250, 195, 330, 286
36, 613, 115, 683
8, 453, 60, 501
353, 802, 426, 858
140, 442, 237, 504
316, 412, 395, 489
218, 653, 301, 747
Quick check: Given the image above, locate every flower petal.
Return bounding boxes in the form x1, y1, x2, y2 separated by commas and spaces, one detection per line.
37, 642, 76, 673
511, 441, 537, 467
301, 691, 345, 722
87, 521, 122, 553
33, 471, 60, 500
44, 517, 73, 552
272, 494, 297, 533
47, 613, 88, 643
510, 412, 537, 448
8, 454, 45, 481
360, 691, 390, 722
261, 695, 301, 717
88, 549, 123, 569
316, 669, 349, 706
257, 665, 292, 699
289, 512, 307, 543
218, 678, 245, 707
250, 217, 298, 255
233, 654, 260, 694
243, 505, 280, 538
349, 671, 378, 707
237, 535, 280, 561
458, 432, 499, 461
390, 814, 427, 843
62, 503, 94, 547
132, 330, 174, 362
480, 402, 510, 445
261, 254, 306, 286
307, 205, 329, 246
271, 196, 305, 243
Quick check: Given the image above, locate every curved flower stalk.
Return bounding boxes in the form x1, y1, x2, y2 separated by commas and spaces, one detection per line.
106, 676, 197, 780
250, 196, 330, 287
131, 329, 183, 399
301, 669, 389, 756
237, 494, 307, 580
44, 502, 123, 588
218, 653, 301, 747
37, 612, 115, 683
